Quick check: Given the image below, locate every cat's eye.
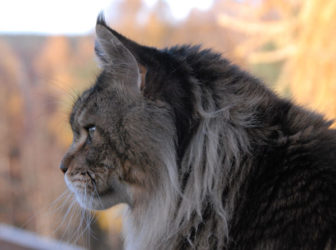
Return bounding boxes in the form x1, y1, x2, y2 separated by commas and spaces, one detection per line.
88, 126, 96, 136
86, 126, 96, 142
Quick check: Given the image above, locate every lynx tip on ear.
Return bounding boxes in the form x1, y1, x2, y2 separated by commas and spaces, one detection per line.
96, 12, 108, 27
95, 12, 112, 40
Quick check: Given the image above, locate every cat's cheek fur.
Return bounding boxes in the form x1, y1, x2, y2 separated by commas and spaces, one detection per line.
92, 177, 131, 210
121, 160, 152, 187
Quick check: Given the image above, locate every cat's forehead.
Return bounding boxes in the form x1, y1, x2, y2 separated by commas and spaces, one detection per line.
70, 88, 93, 128
71, 77, 109, 118
70, 80, 128, 130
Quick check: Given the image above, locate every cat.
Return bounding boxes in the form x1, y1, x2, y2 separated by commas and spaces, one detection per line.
60, 13, 336, 250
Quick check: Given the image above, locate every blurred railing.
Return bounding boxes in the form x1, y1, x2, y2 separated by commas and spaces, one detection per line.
0, 224, 84, 250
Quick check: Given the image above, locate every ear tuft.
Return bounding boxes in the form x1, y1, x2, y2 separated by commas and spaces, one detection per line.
94, 13, 141, 93
96, 12, 107, 27
94, 13, 155, 93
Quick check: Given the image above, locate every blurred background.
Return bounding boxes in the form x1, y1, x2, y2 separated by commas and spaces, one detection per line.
0, 0, 335, 249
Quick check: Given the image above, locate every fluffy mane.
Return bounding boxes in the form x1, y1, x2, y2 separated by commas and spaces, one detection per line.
122, 44, 278, 249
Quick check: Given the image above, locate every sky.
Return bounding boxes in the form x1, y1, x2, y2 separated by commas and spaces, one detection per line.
0, 0, 214, 35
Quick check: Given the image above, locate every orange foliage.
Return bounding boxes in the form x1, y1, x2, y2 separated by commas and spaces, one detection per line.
218, 0, 336, 121
284, 0, 336, 120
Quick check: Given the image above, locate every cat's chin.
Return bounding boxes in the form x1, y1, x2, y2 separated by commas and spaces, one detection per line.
73, 190, 122, 211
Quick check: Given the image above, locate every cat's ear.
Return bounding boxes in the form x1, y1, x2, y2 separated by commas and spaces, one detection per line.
95, 14, 143, 92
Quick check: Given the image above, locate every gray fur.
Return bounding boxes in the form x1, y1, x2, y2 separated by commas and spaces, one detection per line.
61, 16, 336, 250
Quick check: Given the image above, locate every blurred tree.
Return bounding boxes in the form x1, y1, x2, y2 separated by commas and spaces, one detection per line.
282, 0, 336, 121
217, 0, 336, 121
142, 0, 173, 47
34, 36, 74, 146
0, 39, 26, 227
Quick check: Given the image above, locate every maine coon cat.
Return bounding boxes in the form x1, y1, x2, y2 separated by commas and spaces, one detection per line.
60, 14, 336, 250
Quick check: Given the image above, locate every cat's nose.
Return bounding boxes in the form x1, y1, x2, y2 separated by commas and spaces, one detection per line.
60, 162, 68, 174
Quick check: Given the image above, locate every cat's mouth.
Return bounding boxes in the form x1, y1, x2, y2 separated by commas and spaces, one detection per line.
86, 171, 96, 186
65, 174, 112, 198
64, 172, 129, 210
66, 182, 112, 210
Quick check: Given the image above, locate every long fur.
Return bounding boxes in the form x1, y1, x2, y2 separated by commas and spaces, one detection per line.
122, 69, 271, 249
62, 16, 336, 250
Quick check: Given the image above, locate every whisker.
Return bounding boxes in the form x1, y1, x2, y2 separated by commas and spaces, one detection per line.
20, 190, 72, 230
93, 183, 104, 209
74, 209, 96, 248
57, 198, 78, 241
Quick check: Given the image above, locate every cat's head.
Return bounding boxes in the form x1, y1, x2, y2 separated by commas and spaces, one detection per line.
60, 14, 183, 210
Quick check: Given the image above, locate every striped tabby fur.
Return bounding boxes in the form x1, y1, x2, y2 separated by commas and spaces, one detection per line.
61, 14, 336, 250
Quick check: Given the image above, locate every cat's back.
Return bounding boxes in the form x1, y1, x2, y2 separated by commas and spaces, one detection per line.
229, 105, 336, 250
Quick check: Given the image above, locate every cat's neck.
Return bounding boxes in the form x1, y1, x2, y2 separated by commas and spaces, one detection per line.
123, 191, 179, 250
123, 150, 180, 249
